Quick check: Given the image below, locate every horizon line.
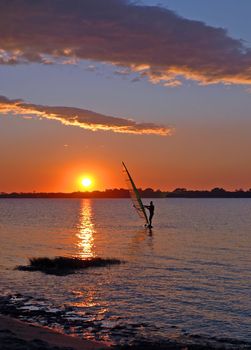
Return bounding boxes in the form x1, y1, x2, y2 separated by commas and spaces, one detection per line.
1, 187, 251, 195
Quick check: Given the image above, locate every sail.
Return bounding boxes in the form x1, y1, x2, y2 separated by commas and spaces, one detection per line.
122, 162, 149, 225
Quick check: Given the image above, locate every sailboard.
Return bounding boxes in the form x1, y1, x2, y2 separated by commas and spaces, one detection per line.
122, 161, 149, 226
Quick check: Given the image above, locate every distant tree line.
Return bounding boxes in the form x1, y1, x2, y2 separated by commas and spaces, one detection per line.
0, 188, 164, 199
166, 187, 251, 198
1, 187, 251, 198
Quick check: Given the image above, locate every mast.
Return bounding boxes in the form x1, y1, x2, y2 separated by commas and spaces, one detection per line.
122, 162, 149, 225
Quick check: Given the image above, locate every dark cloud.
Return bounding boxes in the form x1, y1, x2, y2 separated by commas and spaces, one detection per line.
0, 0, 250, 85
0, 95, 171, 135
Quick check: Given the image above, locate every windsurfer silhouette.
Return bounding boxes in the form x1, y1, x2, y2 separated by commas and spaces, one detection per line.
144, 201, 154, 228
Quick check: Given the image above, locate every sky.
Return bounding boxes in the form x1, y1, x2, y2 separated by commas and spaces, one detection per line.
1, 0, 251, 192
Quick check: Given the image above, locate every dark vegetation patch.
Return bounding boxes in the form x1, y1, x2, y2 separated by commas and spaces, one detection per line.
16, 256, 122, 276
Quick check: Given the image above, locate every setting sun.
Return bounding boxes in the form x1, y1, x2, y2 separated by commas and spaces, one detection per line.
81, 177, 92, 188
76, 174, 95, 191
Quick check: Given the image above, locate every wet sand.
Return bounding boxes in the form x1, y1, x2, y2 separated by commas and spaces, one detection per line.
0, 315, 109, 350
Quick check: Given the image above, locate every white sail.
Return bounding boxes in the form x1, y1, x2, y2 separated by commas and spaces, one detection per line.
122, 162, 149, 225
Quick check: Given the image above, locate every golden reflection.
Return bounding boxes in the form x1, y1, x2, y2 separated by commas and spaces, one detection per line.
71, 290, 108, 320
76, 199, 96, 258
72, 290, 99, 309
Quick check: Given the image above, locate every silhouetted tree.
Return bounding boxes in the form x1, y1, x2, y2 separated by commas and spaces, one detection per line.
173, 188, 187, 193
211, 187, 226, 194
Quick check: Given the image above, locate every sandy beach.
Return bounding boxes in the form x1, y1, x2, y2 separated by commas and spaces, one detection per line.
0, 315, 109, 350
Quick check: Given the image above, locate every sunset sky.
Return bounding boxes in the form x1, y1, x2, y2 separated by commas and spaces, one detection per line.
1, 0, 251, 192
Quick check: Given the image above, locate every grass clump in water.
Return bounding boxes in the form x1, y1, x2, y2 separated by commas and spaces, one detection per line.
17, 256, 122, 275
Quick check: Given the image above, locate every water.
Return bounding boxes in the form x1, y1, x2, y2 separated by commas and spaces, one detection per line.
0, 198, 251, 346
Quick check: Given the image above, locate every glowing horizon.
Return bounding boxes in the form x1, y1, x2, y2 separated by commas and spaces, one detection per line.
1, 0, 251, 193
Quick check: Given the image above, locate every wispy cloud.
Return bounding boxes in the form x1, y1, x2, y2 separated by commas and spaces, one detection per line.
1, 0, 251, 86
0, 96, 171, 136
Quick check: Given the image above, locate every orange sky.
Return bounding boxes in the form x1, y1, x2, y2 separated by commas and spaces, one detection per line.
1, 116, 251, 192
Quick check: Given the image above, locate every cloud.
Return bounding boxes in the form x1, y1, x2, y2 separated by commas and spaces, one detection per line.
1, 0, 251, 86
0, 96, 171, 136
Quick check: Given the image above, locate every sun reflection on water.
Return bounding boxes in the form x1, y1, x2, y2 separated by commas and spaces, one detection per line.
67, 289, 110, 342
76, 199, 96, 258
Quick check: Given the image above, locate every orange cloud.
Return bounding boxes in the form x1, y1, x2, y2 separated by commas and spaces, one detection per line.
1, 0, 251, 86
0, 96, 171, 136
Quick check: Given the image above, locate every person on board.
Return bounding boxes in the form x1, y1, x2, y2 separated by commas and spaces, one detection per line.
144, 201, 154, 227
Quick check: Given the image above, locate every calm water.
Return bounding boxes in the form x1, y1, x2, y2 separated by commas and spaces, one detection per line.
0, 198, 250, 345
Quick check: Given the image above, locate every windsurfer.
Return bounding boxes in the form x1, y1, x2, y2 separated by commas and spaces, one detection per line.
144, 201, 154, 227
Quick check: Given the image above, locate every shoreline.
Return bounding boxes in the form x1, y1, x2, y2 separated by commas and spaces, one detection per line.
0, 314, 110, 350
1, 294, 251, 350
1, 314, 251, 350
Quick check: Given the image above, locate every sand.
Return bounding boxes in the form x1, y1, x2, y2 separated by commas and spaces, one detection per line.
0, 315, 109, 350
